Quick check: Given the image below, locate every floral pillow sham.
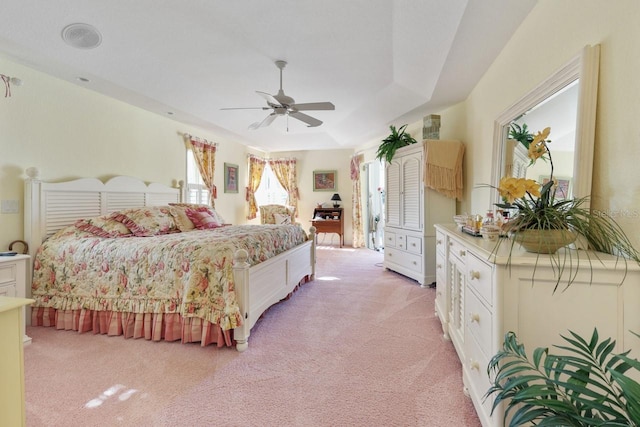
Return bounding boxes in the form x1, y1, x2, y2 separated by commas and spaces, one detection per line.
169, 203, 226, 226
110, 206, 179, 237
185, 209, 222, 229
75, 216, 132, 238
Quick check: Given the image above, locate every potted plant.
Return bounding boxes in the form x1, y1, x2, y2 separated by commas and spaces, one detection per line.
486, 329, 640, 426
493, 127, 640, 291
508, 122, 534, 149
375, 124, 417, 163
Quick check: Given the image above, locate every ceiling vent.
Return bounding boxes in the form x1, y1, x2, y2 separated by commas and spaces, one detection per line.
61, 23, 102, 49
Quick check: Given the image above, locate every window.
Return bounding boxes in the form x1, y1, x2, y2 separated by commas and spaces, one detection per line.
185, 149, 210, 204
255, 164, 288, 206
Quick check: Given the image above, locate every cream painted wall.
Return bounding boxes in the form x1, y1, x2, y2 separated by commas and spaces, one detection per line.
0, 56, 257, 250
6, 0, 639, 252
357, 0, 640, 251
463, 0, 640, 250
260, 149, 354, 247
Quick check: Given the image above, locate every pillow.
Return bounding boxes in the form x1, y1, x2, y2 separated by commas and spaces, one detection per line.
259, 205, 294, 224
169, 203, 226, 225
75, 216, 132, 238
110, 206, 179, 237
169, 205, 210, 232
185, 209, 222, 230
273, 213, 292, 225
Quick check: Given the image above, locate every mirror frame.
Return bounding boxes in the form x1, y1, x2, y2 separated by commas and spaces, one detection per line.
490, 44, 600, 204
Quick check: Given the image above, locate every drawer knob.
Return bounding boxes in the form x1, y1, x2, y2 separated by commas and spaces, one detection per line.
470, 360, 480, 371
459, 250, 466, 257
470, 313, 480, 323
412, 261, 417, 265
437, 263, 442, 269
470, 270, 480, 280
411, 242, 416, 247
437, 239, 442, 245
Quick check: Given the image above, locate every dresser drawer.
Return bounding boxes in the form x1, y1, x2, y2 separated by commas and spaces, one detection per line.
449, 238, 468, 264
385, 247, 422, 274
435, 251, 446, 277
385, 231, 397, 248
0, 264, 16, 285
465, 332, 495, 425
0, 283, 17, 297
396, 234, 406, 250
466, 287, 493, 358
467, 252, 493, 304
406, 235, 422, 255
435, 230, 446, 256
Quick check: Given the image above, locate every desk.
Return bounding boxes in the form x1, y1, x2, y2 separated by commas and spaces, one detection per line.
311, 207, 344, 247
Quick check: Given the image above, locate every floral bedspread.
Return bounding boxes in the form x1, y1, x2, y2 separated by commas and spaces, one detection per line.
32, 225, 308, 331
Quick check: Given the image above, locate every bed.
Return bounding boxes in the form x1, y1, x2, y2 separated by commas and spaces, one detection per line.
23, 168, 316, 351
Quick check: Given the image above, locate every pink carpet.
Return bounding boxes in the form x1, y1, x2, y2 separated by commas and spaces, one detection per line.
24, 245, 481, 426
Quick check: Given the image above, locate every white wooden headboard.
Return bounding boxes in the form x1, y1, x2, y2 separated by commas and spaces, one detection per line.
24, 167, 182, 256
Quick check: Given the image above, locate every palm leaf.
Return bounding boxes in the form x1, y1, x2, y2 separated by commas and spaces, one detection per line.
487, 329, 640, 426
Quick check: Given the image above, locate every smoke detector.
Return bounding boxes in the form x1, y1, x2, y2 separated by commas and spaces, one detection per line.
61, 23, 102, 49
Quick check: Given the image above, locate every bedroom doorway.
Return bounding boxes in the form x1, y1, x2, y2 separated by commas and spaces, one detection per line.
362, 160, 385, 251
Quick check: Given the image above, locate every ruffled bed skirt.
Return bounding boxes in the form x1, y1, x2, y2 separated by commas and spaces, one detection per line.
31, 307, 233, 347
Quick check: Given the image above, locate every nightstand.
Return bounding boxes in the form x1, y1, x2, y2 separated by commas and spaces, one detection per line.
0, 254, 32, 344
311, 207, 344, 247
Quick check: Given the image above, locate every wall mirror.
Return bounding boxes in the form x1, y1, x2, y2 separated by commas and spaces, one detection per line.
490, 44, 600, 206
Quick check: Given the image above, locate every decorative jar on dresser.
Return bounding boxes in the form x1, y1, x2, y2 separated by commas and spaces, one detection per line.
434, 223, 640, 427
383, 142, 456, 286
0, 254, 31, 344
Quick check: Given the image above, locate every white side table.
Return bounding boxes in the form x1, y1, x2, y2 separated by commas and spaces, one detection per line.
0, 254, 32, 344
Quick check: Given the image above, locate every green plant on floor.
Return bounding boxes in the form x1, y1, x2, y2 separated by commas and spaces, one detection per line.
486, 329, 640, 426
375, 124, 417, 163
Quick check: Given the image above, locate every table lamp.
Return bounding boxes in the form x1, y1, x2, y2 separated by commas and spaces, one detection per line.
331, 193, 341, 208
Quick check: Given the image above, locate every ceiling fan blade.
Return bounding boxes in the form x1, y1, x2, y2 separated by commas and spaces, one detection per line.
248, 113, 277, 130
290, 111, 322, 128
291, 102, 335, 111
221, 107, 270, 110
256, 91, 283, 107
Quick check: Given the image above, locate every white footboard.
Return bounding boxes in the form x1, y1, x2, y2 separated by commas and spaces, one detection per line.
232, 227, 316, 352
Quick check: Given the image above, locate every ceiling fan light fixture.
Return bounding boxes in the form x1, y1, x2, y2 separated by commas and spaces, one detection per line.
222, 60, 334, 130
62, 23, 102, 49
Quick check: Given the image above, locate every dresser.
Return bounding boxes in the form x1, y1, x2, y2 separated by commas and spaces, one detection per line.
0, 296, 34, 427
383, 142, 456, 286
434, 223, 640, 427
312, 207, 344, 247
0, 254, 31, 344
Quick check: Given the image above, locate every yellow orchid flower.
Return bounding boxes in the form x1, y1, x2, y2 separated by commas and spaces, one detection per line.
498, 177, 541, 203
528, 127, 550, 162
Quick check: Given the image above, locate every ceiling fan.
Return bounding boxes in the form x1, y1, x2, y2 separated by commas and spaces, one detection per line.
221, 60, 335, 130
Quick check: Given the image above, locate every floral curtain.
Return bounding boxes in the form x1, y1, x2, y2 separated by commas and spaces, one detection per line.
351, 154, 365, 248
268, 158, 299, 217
246, 155, 266, 220
186, 135, 217, 207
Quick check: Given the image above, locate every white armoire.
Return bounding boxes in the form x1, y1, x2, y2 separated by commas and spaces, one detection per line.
383, 141, 456, 286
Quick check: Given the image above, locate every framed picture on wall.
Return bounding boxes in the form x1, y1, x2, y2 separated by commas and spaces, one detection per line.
224, 163, 239, 193
313, 170, 337, 191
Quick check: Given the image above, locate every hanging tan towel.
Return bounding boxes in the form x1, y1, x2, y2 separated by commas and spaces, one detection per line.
424, 139, 465, 200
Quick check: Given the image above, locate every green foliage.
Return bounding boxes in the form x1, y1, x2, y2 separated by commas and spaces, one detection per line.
509, 123, 534, 149
486, 329, 640, 426
375, 124, 417, 163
